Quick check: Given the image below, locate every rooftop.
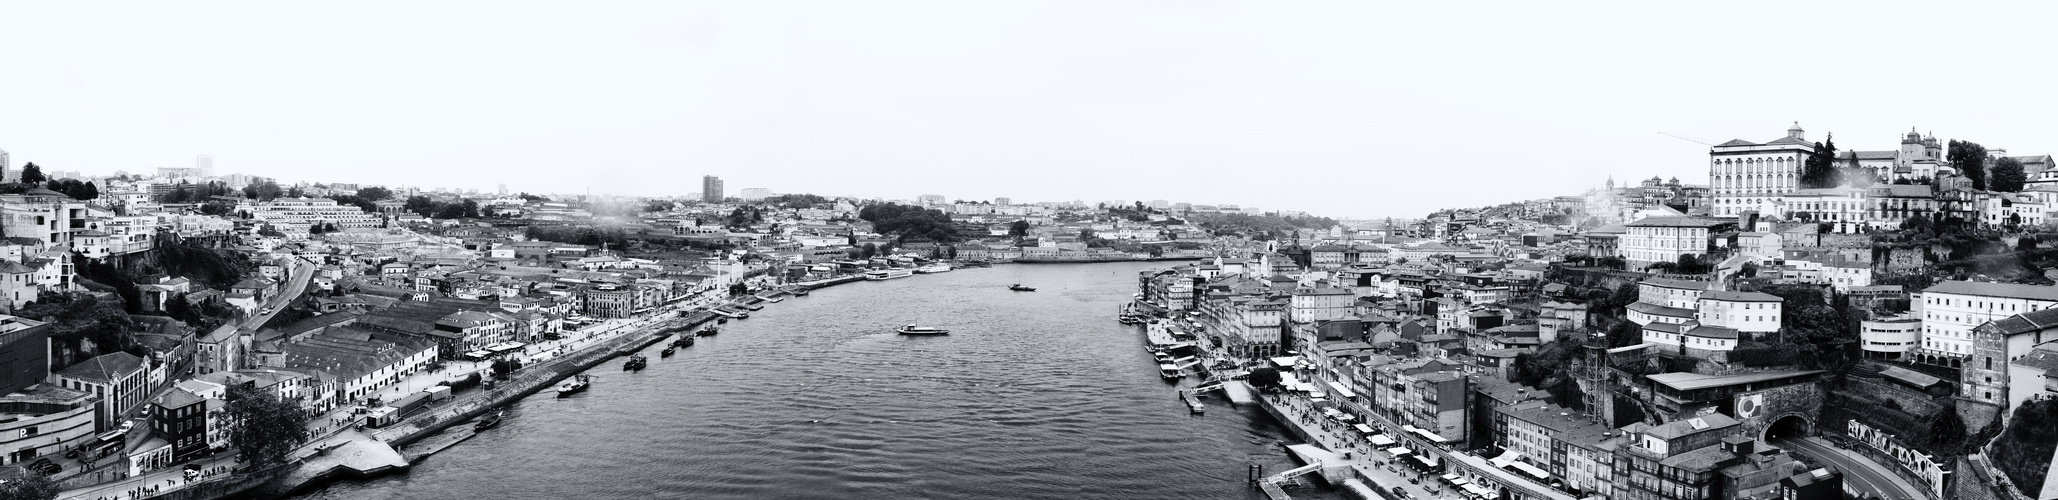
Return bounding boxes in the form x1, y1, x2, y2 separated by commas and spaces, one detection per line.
1924, 280, 2058, 302
1647, 370, 1824, 391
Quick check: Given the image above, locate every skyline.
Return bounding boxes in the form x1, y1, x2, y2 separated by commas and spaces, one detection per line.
3, 2, 2056, 219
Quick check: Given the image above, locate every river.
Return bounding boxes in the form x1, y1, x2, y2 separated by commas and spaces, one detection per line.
295, 262, 1343, 499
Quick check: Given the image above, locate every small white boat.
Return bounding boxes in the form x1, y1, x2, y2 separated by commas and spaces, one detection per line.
915, 263, 952, 274
895, 324, 950, 335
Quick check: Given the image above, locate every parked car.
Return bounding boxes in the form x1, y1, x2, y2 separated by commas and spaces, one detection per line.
28, 458, 60, 474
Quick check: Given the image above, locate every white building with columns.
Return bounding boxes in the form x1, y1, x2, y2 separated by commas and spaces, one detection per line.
1709, 123, 1814, 217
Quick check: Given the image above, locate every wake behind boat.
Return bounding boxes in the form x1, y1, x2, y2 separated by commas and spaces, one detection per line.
895, 324, 950, 336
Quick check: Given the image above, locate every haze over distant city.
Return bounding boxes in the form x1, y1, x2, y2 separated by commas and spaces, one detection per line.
2, 1, 2054, 219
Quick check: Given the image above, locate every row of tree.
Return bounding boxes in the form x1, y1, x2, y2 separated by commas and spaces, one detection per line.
858, 203, 961, 242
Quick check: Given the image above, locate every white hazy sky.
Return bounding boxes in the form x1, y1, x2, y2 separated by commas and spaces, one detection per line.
2, 1, 2054, 219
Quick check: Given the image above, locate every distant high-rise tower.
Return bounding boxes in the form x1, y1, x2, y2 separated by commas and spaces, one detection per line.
702, 176, 724, 203
195, 155, 213, 178
498, 183, 508, 196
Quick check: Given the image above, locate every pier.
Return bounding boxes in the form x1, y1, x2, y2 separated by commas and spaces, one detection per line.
1180, 390, 1205, 414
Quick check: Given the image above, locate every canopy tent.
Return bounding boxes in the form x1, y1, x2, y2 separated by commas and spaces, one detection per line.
1353, 423, 1376, 435
1413, 427, 1450, 444
1441, 474, 1461, 483
1490, 451, 1521, 469
1271, 356, 1301, 368
1369, 434, 1397, 446
1464, 483, 1496, 498
1337, 414, 1357, 422
1408, 454, 1441, 471
1386, 447, 1412, 456
1280, 372, 1309, 392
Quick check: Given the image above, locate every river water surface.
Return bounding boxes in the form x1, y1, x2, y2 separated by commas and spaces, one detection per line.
298, 262, 1341, 499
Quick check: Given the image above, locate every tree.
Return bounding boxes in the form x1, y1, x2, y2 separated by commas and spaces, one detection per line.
243, 179, 284, 201
0, 465, 60, 500
355, 186, 394, 201
226, 383, 311, 466
1992, 157, 2028, 192
1800, 135, 1840, 188
1247, 366, 1282, 390
490, 358, 523, 379
18, 163, 44, 186
1949, 139, 1989, 190
1008, 220, 1030, 238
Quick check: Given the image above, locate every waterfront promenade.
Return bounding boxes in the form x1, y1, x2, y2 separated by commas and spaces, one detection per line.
1252, 384, 1574, 500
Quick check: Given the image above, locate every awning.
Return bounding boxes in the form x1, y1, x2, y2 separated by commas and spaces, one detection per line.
1327, 381, 1358, 399
1370, 435, 1396, 446
1508, 460, 1550, 480
1464, 484, 1496, 497
1441, 474, 1460, 483
1280, 372, 1305, 388
1490, 451, 1520, 468
1387, 447, 1412, 456
1450, 477, 1471, 486
1271, 356, 1301, 368
1413, 427, 1450, 443
1354, 424, 1375, 434
1412, 455, 1438, 468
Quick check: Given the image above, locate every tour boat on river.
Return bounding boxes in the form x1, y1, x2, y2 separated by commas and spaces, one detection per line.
556, 375, 591, 397
915, 263, 952, 274
865, 268, 915, 280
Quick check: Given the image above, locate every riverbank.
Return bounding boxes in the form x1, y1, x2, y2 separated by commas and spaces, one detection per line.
258, 270, 911, 497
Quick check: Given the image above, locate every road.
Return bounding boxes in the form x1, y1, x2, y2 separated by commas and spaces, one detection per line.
59, 454, 238, 500
1772, 436, 1926, 500
243, 257, 318, 329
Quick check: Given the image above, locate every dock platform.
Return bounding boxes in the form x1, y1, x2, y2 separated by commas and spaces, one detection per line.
1180, 390, 1205, 414
1221, 380, 1255, 405
401, 425, 479, 463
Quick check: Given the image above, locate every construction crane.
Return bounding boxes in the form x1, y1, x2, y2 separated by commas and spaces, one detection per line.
1657, 131, 1716, 146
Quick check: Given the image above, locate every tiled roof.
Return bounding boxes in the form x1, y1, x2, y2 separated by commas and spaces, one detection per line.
1700, 290, 1781, 302
154, 388, 206, 409
1925, 280, 2058, 302
1644, 412, 1739, 440
1683, 325, 1738, 339
1646, 370, 1822, 391
1643, 277, 1711, 290
55, 352, 147, 383
1979, 308, 2058, 335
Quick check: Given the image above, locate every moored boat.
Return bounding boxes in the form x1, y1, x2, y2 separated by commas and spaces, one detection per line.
475, 411, 504, 431
895, 324, 950, 335
661, 346, 677, 357
623, 354, 648, 371
915, 263, 952, 274
697, 326, 720, 337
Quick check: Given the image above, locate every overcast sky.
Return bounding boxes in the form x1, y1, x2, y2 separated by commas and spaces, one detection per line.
2, 1, 2053, 219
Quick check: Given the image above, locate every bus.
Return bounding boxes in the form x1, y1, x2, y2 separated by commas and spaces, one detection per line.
90, 430, 127, 458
